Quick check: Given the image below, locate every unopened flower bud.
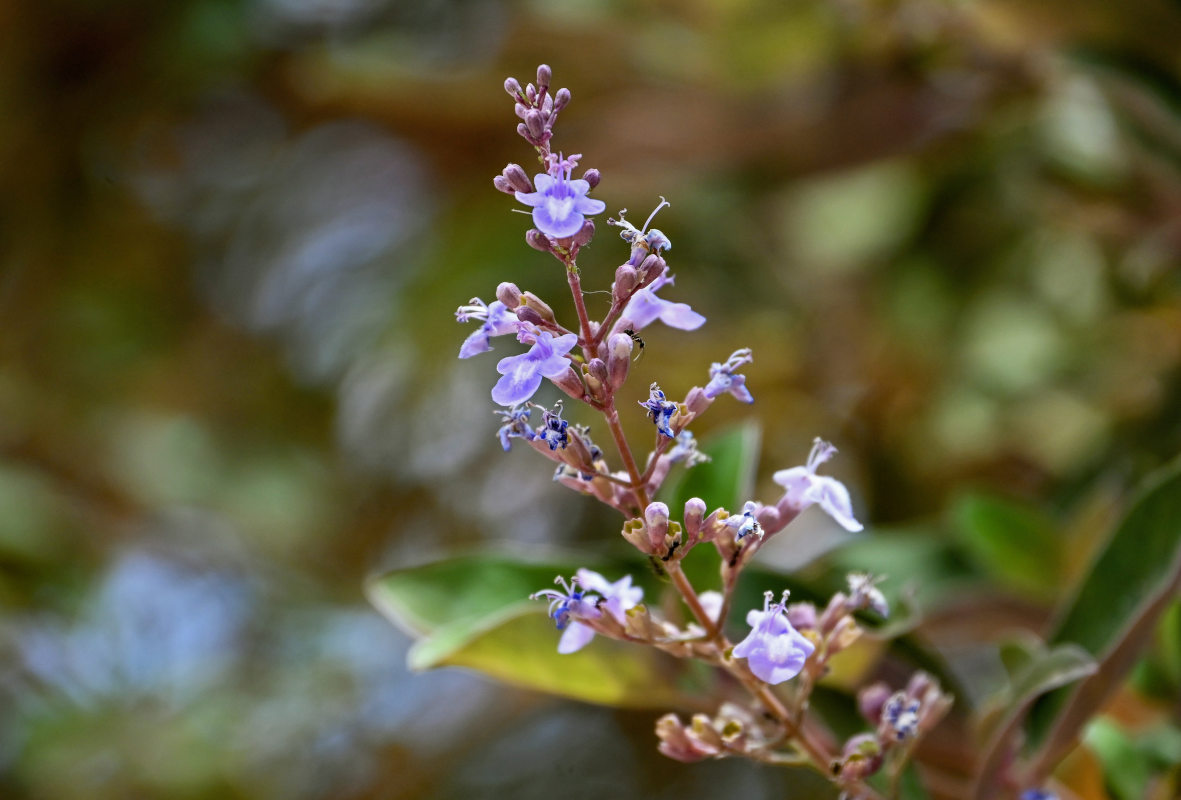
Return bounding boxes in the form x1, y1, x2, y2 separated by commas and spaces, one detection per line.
521, 292, 556, 324
525, 110, 545, 139
835, 734, 883, 781
571, 219, 595, 247
858, 683, 892, 724
504, 77, 522, 99
787, 602, 817, 630
515, 306, 544, 326
656, 714, 716, 763
638, 253, 665, 284
683, 498, 707, 540
607, 333, 632, 391
828, 616, 861, 654
550, 365, 585, 401
526, 228, 552, 252
493, 175, 514, 194
582, 363, 605, 402
536, 64, 551, 93
612, 264, 638, 301
553, 87, 571, 112
516, 122, 529, 140
582, 167, 600, 188
502, 163, 532, 194
525, 83, 537, 102
756, 505, 782, 534
495, 282, 522, 308
906, 671, 935, 702
645, 502, 670, 551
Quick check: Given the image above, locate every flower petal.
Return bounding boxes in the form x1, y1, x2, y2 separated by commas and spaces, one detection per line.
492, 353, 543, 406
458, 328, 490, 359
657, 300, 706, 330
809, 477, 863, 532
557, 621, 596, 654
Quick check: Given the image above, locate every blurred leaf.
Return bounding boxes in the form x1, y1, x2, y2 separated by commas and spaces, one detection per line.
1026, 458, 1181, 781
367, 552, 697, 709
951, 492, 1062, 602
1129, 600, 1181, 701
660, 421, 761, 591
1085, 718, 1156, 800
973, 639, 1097, 800
410, 604, 700, 709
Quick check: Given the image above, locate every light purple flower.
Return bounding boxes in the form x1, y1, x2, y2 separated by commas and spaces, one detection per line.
622, 267, 706, 331
492, 331, 578, 406
1020, 791, 1057, 800
726, 500, 763, 540
704, 348, 753, 403
530, 570, 642, 654
494, 404, 533, 451
667, 430, 709, 467
608, 197, 673, 259
771, 438, 863, 532
733, 590, 816, 684
515, 153, 606, 239
456, 298, 520, 358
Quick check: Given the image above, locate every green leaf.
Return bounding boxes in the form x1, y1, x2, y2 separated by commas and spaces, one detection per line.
659, 421, 761, 591
951, 492, 1061, 601
367, 551, 698, 709
1084, 718, 1156, 800
972, 640, 1097, 800
411, 604, 701, 708
1025, 457, 1181, 781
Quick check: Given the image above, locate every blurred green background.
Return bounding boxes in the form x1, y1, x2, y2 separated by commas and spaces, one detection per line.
2, 0, 1180, 798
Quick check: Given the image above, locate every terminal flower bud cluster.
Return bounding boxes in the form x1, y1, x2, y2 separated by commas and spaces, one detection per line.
449, 65, 951, 799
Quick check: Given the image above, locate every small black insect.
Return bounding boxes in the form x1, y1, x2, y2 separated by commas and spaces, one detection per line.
623, 328, 645, 361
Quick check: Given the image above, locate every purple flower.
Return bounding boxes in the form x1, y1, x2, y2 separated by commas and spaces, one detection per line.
515, 153, 606, 239
882, 692, 921, 741
622, 267, 706, 331
726, 500, 763, 540
456, 298, 520, 358
733, 590, 816, 684
771, 438, 863, 532
608, 197, 673, 259
492, 331, 578, 406
704, 348, 753, 403
494, 405, 533, 451
530, 569, 642, 654
639, 382, 678, 438
1020, 791, 1057, 800
667, 430, 709, 467
535, 401, 569, 451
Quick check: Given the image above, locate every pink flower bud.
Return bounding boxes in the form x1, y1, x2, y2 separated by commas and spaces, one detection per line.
607, 333, 632, 391
644, 502, 670, 552
683, 498, 707, 540
526, 229, 552, 252
495, 282, 522, 308
504, 77, 522, 99
684, 386, 712, 415
858, 682, 892, 724
582, 167, 600, 188
550, 365, 585, 401
638, 254, 665, 285
536, 64, 551, 93
572, 219, 595, 247
493, 175, 514, 194
612, 264, 638, 301
516, 122, 529, 140
502, 163, 533, 193
525, 110, 545, 139
553, 87, 571, 112
787, 602, 817, 630
521, 292, 556, 323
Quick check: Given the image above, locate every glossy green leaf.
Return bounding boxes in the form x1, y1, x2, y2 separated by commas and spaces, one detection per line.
951, 492, 1061, 601
1025, 457, 1181, 781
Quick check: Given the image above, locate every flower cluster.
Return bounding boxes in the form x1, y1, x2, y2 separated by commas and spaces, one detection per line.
451, 64, 948, 800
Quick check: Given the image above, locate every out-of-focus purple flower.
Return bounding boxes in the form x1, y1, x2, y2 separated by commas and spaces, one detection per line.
492, 331, 578, 406
622, 267, 706, 332
846, 573, 889, 618
882, 692, 921, 741
515, 153, 606, 239
733, 590, 815, 685
772, 438, 863, 532
726, 501, 763, 540
640, 382, 678, 438
456, 298, 521, 358
530, 570, 641, 654
535, 401, 569, 451
575, 568, 642, 625
1019, 791, 1057, 800
704, 348, 753, 403
667, 430, 709, 467
494, 405, 533, 451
